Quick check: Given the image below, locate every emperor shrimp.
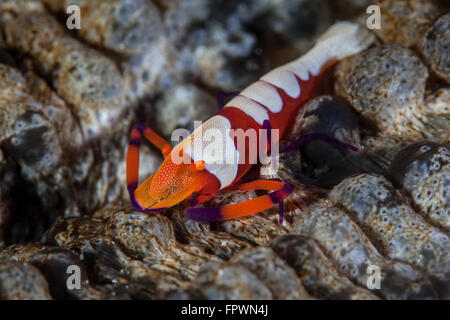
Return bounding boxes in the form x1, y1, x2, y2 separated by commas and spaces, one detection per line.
126, 22, 374, 222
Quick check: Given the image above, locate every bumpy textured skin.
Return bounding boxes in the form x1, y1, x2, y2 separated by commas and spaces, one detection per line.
390, 142, 449, 231
42, 0, 164, 55
334, 44, 449, 154
39, 203, 223, 298
293, 202, 438, 299
194, 262, 273, 299
206, 190, 288, 245
329, 174, 449, 298
420, 13, 450, 83
271, 235, 380, 300
1, 10, 124, 140
373, 0, 445, 48
335, 45, 428, 133
168, 201, 253, 260
103, 210, 221, 279
0, 261, 52, 299
0, 244, 104, 299
229, 247, 312, 299
193, 247, 312, 300
0, 63, 84, 230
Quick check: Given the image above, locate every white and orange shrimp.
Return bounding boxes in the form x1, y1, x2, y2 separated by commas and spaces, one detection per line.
126, 22, 374, 222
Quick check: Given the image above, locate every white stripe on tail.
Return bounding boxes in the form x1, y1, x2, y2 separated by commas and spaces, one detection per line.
227, 22, 374, 122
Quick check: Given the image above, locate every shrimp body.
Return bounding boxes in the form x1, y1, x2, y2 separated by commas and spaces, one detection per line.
126, 22, 374, 221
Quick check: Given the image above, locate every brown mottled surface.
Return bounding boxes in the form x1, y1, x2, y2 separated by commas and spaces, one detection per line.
292, 203, 438, 299
373, 0, 446, 48
271, 235, 380, 300
329, 174, 449, 298
390, 142, 449, 231
420, 12, 450, 82
0, 261, 52, 300
335, 46, 429, 137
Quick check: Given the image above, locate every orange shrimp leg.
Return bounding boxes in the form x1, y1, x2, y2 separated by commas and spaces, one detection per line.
186, 179, 293, 223
126, 123, 172, 209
